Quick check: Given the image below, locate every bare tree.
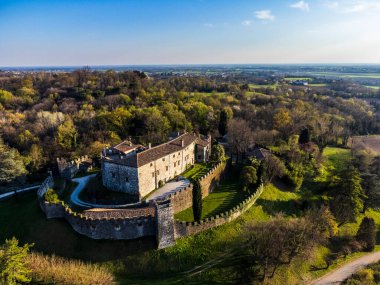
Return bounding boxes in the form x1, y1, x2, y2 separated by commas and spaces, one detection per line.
227, 118, 254, 163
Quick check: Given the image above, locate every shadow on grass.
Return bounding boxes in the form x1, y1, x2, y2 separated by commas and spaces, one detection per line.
0, 193, 156, 262
256, 198, 301, 217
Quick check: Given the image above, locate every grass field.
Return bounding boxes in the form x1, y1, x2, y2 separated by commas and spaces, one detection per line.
323, 146, 352, 172
365, 85, 380, 90
284, 77, 313, 81
175, 178, 247, 221
182, 163, 213, 180
249, 83, 277, 89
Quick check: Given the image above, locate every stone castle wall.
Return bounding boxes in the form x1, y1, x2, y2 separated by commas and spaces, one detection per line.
174, 184, 264, 238
155, 162, 227, 214
40, 199, 157, 240
102, 162, 139, 195
57, 156, 92, 179
37, 162, 262, 249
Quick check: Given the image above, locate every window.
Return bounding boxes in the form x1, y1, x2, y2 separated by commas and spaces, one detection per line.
178, 152, 180, 156
156, 170, 160, 175
178, 161, 180, 165
166, 166, 169, 171
162, 157, 165, 161
112, 172, 116, 178
125, 176, 129, 182
198, 155, 201, 160
173, 154, 175, 158
150, 163, 153, 167
174, 162, 176, 167
152, 172, 155, 178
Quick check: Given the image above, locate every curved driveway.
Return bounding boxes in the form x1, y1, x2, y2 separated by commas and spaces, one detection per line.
70, 175, 190, 209
311, 251, 380, 285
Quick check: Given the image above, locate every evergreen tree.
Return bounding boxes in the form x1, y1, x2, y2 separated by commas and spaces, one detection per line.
330, 166, 365, 226
0, 237, 33, 285
192, 179, 203, 222
299, 128, 310, 144
356, 217, 376, 252
218, 108, 232, 136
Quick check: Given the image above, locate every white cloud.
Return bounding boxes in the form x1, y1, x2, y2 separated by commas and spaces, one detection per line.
241, 20, 252, 26
344, 1, 380, 13
254, 10, 275, 21
290, 1, 310, 11
324, 1, 339, 9
203, 23, 215, 28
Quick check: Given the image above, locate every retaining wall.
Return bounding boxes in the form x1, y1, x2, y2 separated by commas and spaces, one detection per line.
174, 184, 264, 238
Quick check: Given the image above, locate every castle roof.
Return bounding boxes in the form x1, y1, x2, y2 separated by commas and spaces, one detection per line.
104, 132, 209, 168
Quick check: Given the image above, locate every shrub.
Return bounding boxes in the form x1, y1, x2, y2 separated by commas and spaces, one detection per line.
44, 189, 61, 204
356, 217, 376, 252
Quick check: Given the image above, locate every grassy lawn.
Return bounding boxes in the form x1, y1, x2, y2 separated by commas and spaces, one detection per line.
182, 163, 213, 181
174, 178, 248, 221
323, 146, 352, 173
249, 83, 277, 89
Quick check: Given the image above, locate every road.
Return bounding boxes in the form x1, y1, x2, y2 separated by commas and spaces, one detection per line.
146, 178, 190, 201
0, 185, 41, 201
312, 251, 380, 285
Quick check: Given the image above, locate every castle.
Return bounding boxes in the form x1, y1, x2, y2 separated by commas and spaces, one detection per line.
101, 132, 211, 198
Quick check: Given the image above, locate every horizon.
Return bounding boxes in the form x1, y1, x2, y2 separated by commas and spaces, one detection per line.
1, 0, 380, 66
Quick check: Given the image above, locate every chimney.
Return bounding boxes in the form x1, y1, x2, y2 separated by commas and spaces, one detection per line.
148, 143, 152, 149
181, 139, 184, 147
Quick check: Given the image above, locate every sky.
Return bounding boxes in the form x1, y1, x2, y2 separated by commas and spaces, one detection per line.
1, 0, 380, 66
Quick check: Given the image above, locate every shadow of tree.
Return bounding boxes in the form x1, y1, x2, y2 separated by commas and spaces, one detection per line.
256, 198, 302, 217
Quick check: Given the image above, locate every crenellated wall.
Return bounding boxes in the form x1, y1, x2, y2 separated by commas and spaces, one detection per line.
154, 162, 227, 214
174, 184, 264, 238
37, 162, 263, 249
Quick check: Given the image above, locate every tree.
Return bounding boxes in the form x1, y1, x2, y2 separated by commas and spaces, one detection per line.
0, 90, 14, 105
356, 217, 376, 252
218, 107, 233, 136
0, 138, 27, 183
57, 119, 77, 151
329, 167, 365, 226
27, 144, 45, 173
262, 155, 286, 183
299, 128, 310, 144
210, 144, 225, 163
0, 237, 32, 285
238, 215, 325, 283
241, 166, 258, 192
227, 118, 254, 163
192, 179, 202, 222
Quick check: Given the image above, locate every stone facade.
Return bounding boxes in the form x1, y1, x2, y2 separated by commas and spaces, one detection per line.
102, 132, 211, 198
57, 156, 93, 179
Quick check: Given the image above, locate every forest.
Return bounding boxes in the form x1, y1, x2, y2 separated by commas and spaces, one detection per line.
2, 68, 380, 284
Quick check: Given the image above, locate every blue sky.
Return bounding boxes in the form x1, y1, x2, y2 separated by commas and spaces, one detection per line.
1, 0, 380, 66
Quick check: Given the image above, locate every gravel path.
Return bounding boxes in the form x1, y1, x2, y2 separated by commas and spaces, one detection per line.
311, 251, 380, 285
